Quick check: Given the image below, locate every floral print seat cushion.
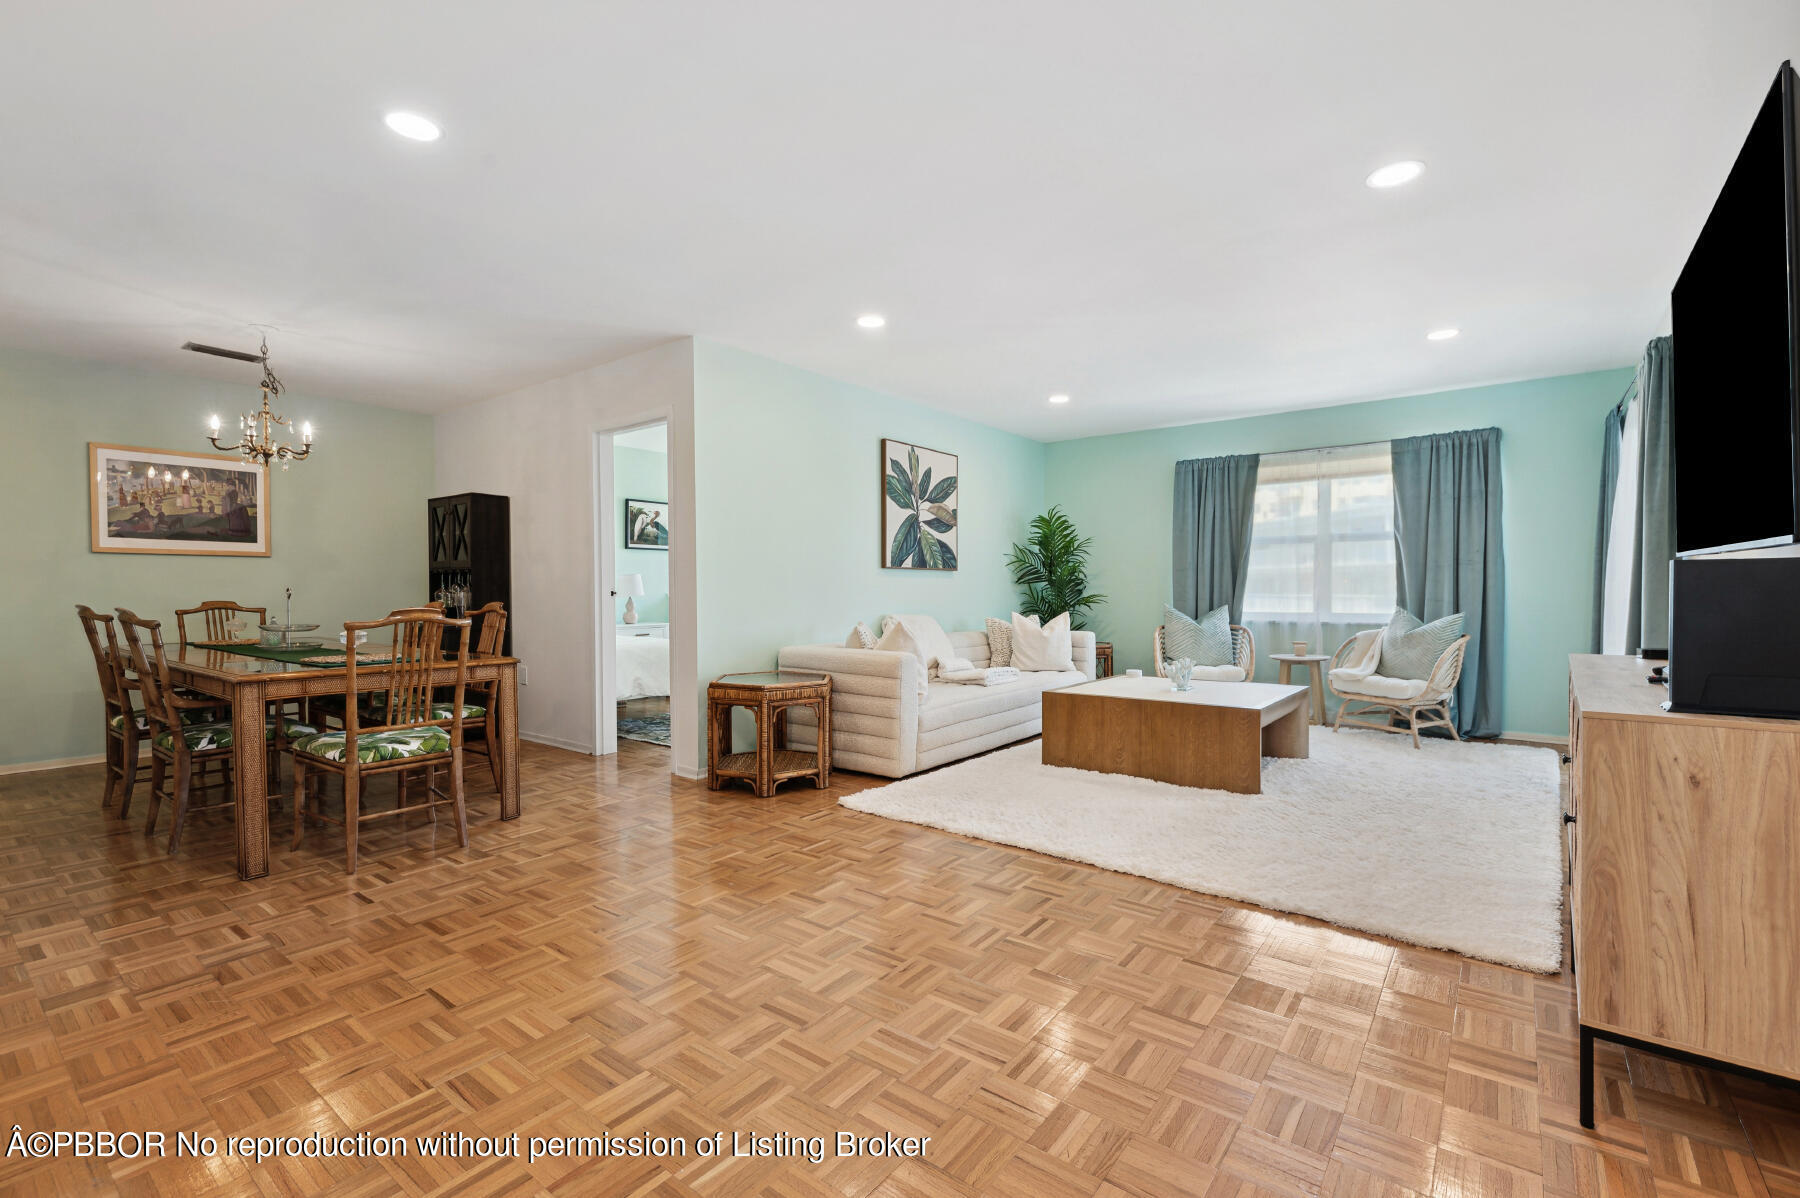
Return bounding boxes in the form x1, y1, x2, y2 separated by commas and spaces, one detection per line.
111, 708, 215, 732
365, 694, 485, 720
290, 726, 452, 763
153, 717, 317, 753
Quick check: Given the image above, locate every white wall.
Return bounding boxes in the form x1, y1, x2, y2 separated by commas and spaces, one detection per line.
435, 338, 700, 776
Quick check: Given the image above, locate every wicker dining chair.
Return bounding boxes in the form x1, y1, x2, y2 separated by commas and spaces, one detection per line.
1327, 632, 1470, 748
460, 602, 508, 792
1152, 624, 1256, 679
114, 608, 311, 850
177, 597, 319, 745
312, 603, 459, 731
76, 605, 152, 816
174, 600, 266, 645
291, 611, 472, 875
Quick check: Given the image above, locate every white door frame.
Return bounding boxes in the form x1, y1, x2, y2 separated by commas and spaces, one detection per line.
591, 417, 672, 757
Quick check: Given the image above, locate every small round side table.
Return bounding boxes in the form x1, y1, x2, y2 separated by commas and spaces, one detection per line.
1271, 653, 1331, 725
707, 670, 832, 797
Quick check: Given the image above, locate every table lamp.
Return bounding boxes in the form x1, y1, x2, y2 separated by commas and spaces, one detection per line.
618, 573, 646, 624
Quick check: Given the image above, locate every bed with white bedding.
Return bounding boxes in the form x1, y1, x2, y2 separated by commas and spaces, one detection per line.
616, 633, 670, 700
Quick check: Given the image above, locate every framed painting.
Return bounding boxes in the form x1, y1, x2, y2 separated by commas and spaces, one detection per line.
625, 497, 670, 550
882, 438, 958, 570
89, 443, 270, 556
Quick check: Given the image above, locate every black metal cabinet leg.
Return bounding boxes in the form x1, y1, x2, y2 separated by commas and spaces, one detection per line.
1579, 1024, 1596, 1129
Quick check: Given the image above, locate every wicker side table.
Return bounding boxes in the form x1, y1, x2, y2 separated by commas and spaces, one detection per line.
1094, 641, 1113, 678
707, 670, 832, 797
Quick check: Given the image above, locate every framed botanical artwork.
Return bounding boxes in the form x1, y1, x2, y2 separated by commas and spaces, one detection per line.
625, 497, 670, 550
882, 438, 958, 570
89, 443, 270, 556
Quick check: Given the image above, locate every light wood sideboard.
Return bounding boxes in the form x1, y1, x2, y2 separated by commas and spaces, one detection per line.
1568, 654, 1800, 1127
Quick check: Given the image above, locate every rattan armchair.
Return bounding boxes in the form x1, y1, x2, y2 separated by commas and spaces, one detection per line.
1152, 624, 1255, 680
1327, 632, 1470, 748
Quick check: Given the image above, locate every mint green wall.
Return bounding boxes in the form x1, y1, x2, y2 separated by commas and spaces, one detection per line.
614, 444, 670, 623
692, 340, 1047, 755
0, 346, 435, 767
1045, 368, 1634, 737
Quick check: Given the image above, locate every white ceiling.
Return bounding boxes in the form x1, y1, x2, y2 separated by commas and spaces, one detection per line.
2, 1, 1797, 440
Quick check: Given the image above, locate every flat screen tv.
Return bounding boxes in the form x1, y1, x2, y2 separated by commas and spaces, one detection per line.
1671, 60, 1800, 557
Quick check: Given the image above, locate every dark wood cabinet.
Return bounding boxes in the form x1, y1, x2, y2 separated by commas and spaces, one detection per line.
428, 493, 511, 656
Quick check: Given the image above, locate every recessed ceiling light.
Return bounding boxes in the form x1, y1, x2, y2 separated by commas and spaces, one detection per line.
384, 111, 441, 142
1365, 160, 1425, 189
1426, 327, 1460, 341
856, 313, 886, 329
1048, 394, 1071, 405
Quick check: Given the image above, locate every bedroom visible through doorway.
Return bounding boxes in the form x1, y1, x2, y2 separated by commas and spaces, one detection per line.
612, 423, 670, 748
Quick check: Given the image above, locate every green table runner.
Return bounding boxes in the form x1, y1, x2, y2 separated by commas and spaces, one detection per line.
195, 642, 395, 666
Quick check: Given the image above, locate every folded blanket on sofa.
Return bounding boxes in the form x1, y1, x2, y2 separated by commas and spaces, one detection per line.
1328, 629, 1383, 687
938, 665, 1021, 686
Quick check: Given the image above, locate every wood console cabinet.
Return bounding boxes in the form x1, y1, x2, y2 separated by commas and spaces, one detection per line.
1568, 654, 1800, 1127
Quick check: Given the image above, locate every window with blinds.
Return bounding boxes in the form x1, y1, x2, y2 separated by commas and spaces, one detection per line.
1242, 443, 1396, 623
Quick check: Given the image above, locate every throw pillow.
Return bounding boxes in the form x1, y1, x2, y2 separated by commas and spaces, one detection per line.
1378, 609, 1464, 680
1161, 604, 1234, 667
883, 613, 958, 677
1011, 611, 1074, 672
984, 616, 1014, 667
844, 621, 877, 650
873, 619, 930, 697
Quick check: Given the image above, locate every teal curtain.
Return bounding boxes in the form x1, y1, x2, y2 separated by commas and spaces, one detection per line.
1590, 336, 1676, 654
1392, 428, 1504, 737
1173, 454, 1260, 623
1590, 401, 1625, 652
1631, 336, 1675, 651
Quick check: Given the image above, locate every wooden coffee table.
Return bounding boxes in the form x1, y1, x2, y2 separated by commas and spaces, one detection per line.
1041, 675, 1310, 794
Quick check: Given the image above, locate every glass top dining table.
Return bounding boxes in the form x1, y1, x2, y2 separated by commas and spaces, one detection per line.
167, 641, 521, 879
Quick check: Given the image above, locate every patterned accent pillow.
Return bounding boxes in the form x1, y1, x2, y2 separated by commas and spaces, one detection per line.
1377, 609, 1464, 680
845, 621, 877, 650
985, 616, 1013, 667
1162, 604, 1234, 667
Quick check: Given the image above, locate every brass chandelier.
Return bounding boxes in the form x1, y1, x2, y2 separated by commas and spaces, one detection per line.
195, 336, 313, 468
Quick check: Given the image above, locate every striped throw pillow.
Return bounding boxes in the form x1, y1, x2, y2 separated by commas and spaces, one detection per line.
1377, 609, 1464, 680
1162, 604, 1234, 667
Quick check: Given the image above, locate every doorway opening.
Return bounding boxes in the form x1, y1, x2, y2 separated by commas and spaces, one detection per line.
602, 423, 672, 756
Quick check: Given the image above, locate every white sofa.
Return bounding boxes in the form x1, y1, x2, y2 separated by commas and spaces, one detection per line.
778, 628, 1096, 778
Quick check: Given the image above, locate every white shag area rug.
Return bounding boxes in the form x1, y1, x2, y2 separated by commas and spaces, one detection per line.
841, 728, 1565, 972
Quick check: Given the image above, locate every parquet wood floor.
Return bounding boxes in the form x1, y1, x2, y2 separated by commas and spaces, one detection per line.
3, 739, 1798, 1198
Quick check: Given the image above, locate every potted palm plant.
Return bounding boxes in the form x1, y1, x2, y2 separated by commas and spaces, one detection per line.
1007, 506, 1106, 630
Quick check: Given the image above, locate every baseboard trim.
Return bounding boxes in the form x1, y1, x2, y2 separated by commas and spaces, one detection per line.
520, 732, 595, 754
1498, 731, 1569, 749
671, 764, 705, 780
0, 753, 108, 776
